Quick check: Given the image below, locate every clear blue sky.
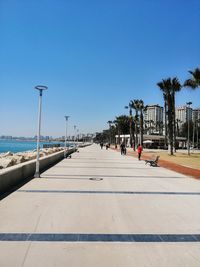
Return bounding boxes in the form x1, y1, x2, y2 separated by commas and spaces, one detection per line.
1, 0, 200, 137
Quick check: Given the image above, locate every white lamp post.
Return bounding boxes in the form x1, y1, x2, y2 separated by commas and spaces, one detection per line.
64, 116, 70, 158
34, 85, 48, 178
186, 101, 192, 156
74, 125, 77, 148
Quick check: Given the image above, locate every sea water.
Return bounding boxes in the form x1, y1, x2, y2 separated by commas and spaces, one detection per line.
0, 139, 65, 153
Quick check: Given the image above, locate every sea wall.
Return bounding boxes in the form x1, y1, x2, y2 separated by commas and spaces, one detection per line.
0, 148, 75, 196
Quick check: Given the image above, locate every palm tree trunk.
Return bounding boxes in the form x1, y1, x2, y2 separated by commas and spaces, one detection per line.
164, 94, 167, 148
118, 128, 120, 145
167, 94, 174, 155
135, 112, 138, 147
140, 111, 144, 145
132, 121, 136, 151
130, 120, 133, 147
172, 92, 176, 153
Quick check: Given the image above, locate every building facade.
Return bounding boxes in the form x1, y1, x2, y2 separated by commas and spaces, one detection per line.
175, 106, 193, 127
193, 108, 200, 122
144, 105, 163, 134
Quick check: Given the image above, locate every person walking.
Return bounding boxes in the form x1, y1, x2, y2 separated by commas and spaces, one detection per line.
120, 143, 125, 155
137, 144, 142, 160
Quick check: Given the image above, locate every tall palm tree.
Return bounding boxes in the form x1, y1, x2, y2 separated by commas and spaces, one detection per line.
163, 93, 168, 148
184, 68, 200, 89
130, 99, 140, 147
157, 78, 174, 155
114, 115, 129, 145
176, 119, 182, 137
196, 119, 200, 149
184, 68, 200, 149
125, 103, 133, 148
171, 78, 182, 152
138, 100, 144, 145
107, 120, 113, 144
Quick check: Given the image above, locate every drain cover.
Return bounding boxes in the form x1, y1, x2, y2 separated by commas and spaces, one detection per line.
89, 178, 103, 181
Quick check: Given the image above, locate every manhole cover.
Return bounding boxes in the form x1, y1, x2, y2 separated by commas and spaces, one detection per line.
89, 178, 103, 181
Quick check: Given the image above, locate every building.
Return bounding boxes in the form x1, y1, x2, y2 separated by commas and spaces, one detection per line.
193, 108, 200, 122
115, 134, 186, 149
144, 105, 163, 134
175, 106, 193, 127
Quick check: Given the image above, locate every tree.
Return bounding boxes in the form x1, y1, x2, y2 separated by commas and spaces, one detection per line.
171, 78, 182, 152
130, 99, 140, 147
107, 120, 113, 144
175, 119, 182, 137
125, 103, 133, 148
138, 100, 144, 145
157, 78, 174, 155
114, 115, 129, 145
184, 68, 200, 89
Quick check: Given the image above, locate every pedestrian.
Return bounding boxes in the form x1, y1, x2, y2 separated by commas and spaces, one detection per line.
100, 142, 103, 149
137, 144, 142, 160
120, 143, 125, 155
124, 146, 127, 155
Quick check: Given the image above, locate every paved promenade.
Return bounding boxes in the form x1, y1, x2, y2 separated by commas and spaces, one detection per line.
1, 144, 200, 266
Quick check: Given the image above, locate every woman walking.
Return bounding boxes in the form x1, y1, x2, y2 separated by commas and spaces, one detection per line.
137, 144, 142, 160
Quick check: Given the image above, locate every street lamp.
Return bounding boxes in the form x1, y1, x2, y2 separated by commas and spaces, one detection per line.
107, 120, 112, 144
74, 125, 77, 147
186, 101, 192, 155
64, 116, 70, 158
77, 128, 79, 143
34, 85, 48, 178
125, 104, 133, 148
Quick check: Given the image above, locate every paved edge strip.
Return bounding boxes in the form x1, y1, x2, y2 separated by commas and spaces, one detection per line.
17, 190, 200, 195
0, 234, 200, 242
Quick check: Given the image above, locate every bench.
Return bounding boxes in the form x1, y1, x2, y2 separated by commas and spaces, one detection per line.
145, 156, 160, 167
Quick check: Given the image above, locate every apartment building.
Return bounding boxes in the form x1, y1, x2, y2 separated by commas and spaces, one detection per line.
144, 104, 163, 134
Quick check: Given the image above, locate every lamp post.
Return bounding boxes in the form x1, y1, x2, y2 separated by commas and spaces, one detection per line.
125, 105, 133, 148
74, 125, 77, 148
107, 120, 112, 144
77, 128, 79, 143
64, 116, 70, 158
186, 101, 192, 155
34, 85, 48, 178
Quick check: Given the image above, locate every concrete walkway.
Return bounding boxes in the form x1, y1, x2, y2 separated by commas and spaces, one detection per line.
1, 144, 200, 266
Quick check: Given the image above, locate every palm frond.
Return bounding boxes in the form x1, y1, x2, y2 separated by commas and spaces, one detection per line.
184, 79, 198, 89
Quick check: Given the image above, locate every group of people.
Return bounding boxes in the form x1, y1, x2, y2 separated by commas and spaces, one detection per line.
100, 141, 142, 160
100, 142, 110, 150
120, 143, 142, 160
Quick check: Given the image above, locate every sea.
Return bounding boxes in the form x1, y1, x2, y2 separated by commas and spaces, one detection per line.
0, 139, 66, 154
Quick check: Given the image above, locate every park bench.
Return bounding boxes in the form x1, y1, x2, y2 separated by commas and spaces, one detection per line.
145, 155, 160, 167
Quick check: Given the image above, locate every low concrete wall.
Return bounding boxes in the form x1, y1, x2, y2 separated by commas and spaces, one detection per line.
0, 148, 75, 196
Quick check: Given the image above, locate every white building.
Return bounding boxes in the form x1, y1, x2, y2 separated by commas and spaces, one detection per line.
144, 105, 163, 134
175, 106, 193, 126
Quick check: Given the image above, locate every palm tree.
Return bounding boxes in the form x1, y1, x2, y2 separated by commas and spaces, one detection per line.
125, 103, 133, 148
184, 68, 200, 89
114, 115, 129, 145
176, 119, 182, 137
171, 78, 182, 152
196, 119, 200, 149
138, 100, 144, 145
107, 120, 113, 144
157, 78, 174, 155
130, 99, 140, 147
157, 120, 164, 135
163, 93, 168, 148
